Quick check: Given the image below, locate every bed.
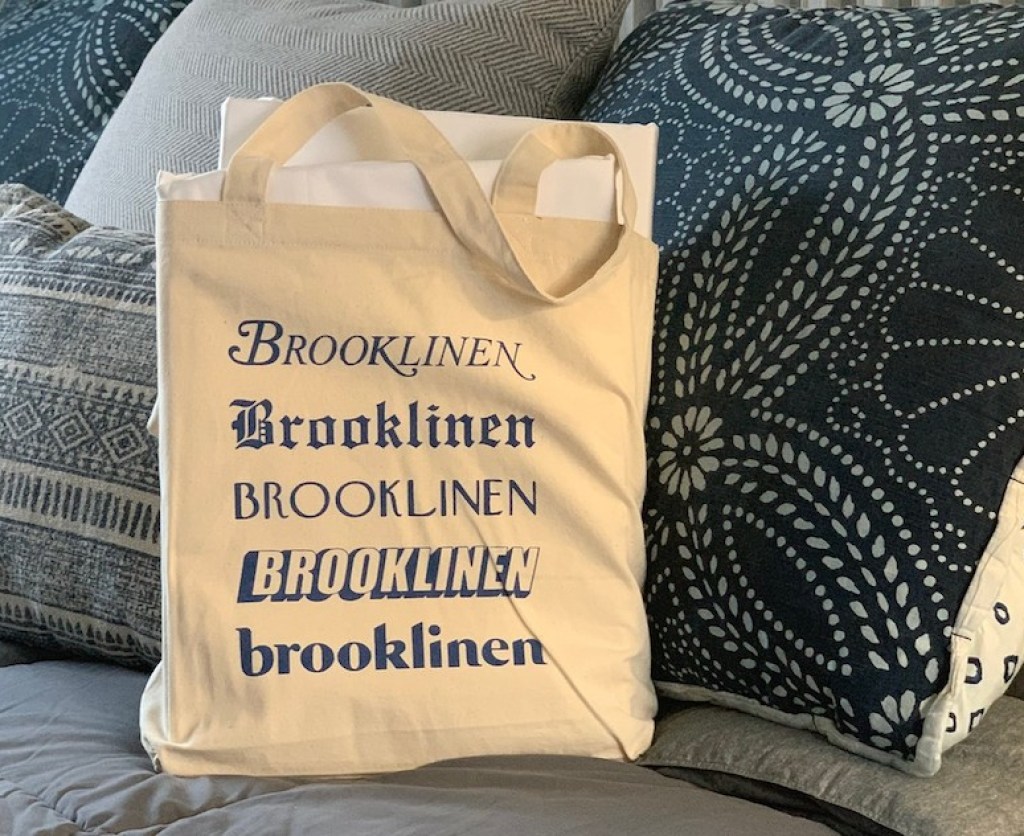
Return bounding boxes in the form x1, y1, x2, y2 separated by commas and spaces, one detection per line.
2, 1, 1023, 834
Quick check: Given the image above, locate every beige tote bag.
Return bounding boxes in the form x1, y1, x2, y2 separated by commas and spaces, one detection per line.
142, 83, 659, 777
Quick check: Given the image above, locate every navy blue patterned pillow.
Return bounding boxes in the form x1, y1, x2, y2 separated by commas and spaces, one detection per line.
582, 1, 1024, 775
0, 0, 192, 203
0, 185, 159, 668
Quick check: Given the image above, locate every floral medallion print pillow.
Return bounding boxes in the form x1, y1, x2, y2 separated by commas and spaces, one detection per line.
582, 1, 1024, 775
0, 0, 192, 202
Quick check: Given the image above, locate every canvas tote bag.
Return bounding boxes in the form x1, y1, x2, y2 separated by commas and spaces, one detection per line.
141, 83, 659, 777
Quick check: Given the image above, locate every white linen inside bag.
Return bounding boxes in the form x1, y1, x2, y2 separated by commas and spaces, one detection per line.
143, 83, 659, 777
215, 97, 658, 236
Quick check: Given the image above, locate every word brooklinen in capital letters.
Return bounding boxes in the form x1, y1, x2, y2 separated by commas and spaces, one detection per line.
234, 478, 538, 520
236, 545, 541, 603
228, 319, 538, 381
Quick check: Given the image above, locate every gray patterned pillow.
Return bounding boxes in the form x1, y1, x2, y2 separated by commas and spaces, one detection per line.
0, 184, 159, 668
64, 0, 629, 233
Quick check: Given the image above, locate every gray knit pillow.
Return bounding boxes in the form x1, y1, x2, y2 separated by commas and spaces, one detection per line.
0, 185, 160, 668
64, 0, 629, 233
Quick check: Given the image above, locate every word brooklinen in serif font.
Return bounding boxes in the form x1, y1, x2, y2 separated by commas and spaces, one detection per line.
225, 319, 546, 677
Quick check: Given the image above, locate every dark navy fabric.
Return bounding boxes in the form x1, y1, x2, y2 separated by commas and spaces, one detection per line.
0, 0, 191, 202
582, 1, 1024, 768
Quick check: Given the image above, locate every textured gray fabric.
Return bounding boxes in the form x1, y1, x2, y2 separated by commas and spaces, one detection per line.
0, 185, 160, 668
64, 0, 629, 233
642, 700, 1024, 836
0, 661, 837, 835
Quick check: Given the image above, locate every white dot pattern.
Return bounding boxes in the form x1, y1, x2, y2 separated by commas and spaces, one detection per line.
0, 0, 190, 202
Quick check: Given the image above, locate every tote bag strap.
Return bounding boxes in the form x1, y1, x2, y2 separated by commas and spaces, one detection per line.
491, 122, 638, 229
222, 83, 639, 304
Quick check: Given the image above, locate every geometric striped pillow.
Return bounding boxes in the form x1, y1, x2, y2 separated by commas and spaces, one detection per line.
0, 184, 160, 668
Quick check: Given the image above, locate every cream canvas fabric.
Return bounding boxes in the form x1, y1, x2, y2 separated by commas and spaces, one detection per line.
141, 84, 659, 777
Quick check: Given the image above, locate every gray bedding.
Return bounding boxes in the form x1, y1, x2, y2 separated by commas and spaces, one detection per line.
0, 661, 836, 835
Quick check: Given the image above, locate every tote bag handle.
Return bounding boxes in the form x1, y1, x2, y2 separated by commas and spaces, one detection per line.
222, 83, 640, 304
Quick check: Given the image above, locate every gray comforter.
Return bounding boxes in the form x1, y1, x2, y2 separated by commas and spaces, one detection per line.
0, 661, 836, 835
